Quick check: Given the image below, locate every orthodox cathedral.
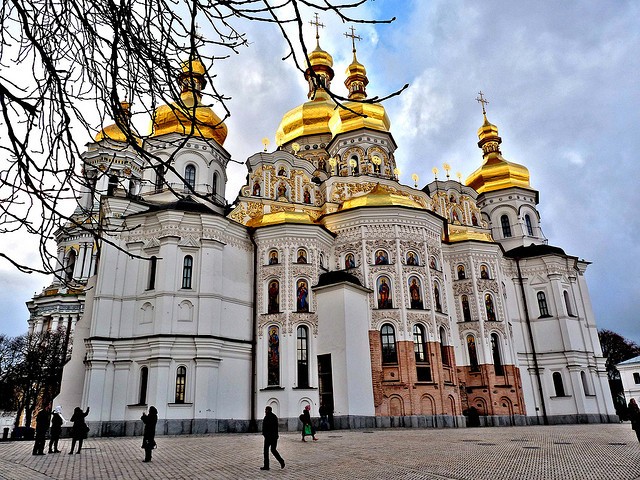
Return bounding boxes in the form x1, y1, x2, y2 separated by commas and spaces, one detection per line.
27, 27, 616, 436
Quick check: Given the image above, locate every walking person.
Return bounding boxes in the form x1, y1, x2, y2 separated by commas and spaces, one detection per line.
32, 406, 51, 455
69, 406, 90, 454
261, 406, 285, 470
48, 406, 64, 453
141, 406, 158, 462
628, 398, 640, 444
299, 405, 317, 442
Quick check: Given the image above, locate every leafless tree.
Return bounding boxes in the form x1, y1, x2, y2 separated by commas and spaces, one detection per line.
0, 0, 403, 280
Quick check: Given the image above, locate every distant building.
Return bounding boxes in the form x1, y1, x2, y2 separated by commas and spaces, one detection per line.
31, 31, 615, 436
618, 356, 640, 403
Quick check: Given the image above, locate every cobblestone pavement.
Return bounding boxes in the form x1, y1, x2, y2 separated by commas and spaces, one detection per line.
0, 423, 638, 480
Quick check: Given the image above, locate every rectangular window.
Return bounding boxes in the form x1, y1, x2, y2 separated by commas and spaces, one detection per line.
634, 372, 640, 384
175, 366, 186, 403
182, 256, 193, 289
147, 256, 157, 290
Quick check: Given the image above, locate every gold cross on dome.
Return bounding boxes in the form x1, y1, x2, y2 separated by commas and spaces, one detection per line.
344, 26, 361, 52
310, 13, 325, 42
476, 91, 489, 115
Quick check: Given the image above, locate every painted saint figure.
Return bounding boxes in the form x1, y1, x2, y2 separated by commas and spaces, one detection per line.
253, 181, 261, 196
457, 265, 466, 280
409, 277, 423, 309
268, 280, 279, 314
485, 294, 496, 322
303, 188, 311, 204
434, 284, 442, 312
407, 252, 417, 266
277, 182, 287, 199
480, 265, 489, 279
375, 250, 388, 265
297, 249, 307, 264
378, 277, 392, 309
345, 253, 355, 269
268, 326, 280, 385
269, 251, 278, 265
297, 280, 309, 312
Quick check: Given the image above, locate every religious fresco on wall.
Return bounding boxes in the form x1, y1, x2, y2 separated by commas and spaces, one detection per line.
408, 276, 423, 309
375, 249, 389, 265
268, 280, 279, 313
345, 253, 355, 269
296, 279, 309, 312
268, 250, 278, 265
297, 249, 307, 264
377, 276, 392, 309
268, 325, 280, 386
406, 251, 418, 266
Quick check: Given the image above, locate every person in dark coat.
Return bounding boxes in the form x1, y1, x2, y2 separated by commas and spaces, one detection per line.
628, 398, 640, 444
69, 406, 90, 454
299, 405, 317, 442
141, 406, 158, 462
261, 406, 285, 470
32, 406, 51, 455
48, 406, 64, 453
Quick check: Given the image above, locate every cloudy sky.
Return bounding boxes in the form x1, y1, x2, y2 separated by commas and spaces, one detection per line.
2, 1, 639, 344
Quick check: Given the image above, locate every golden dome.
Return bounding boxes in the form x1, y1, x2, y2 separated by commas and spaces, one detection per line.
247, 210, 315, 227
466, 114, 531, 193
275, 39, 336, 146
150, 59, 228, 145
340, 184, 422, 211
95, 102, 141, 145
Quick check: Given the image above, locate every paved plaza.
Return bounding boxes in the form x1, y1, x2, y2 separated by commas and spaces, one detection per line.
0, 423, 638, 480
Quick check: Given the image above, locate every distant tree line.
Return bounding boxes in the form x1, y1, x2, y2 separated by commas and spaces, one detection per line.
0, 329, 69, 429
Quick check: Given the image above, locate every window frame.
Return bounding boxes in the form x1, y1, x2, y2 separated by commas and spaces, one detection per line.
182, 255, 193, 289
138, 366, 148, 405
500, 214, 512, 238
175, 366, 187, 403
537, 291, 550, 317
380, 324, 398, 365
184, 164, 196, 190
552, 371, 566, 397
296, 325, 309, 388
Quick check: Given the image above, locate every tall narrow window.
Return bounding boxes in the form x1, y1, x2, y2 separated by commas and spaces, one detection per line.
461, 295, 472, 322
155, 166, 165, 192
212, 172, 219, 196
175, 366, 186, 403
267, 326, 280, 386
182, 255, 193, 289
65, 249, 77, 282
433, 283, 442, 312
581, 371, 590, 395
413, 324, 432, 382
552, 371, 565, 397
537, 291, 549, 317
184, 164, 196, 190
467, 335, 479, 372
633, 372, 640, 384
380, 324, 397, 364
107, 174, 118, 196
525, 214, 534, 236
491, 333, 504, 376
501, 215, 512, 238
297, 326, 309, 388
439, 327, 449, 366
147, 256, 157, 290
563, 290, 573, 316
139, 367, 148, 405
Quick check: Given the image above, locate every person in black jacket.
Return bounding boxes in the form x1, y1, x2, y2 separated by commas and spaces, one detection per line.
261, 406, 285, 470
32, 406, 51, 455
69, 406, 90, 454
141, 406, 158, 462
48, 407, 64, 453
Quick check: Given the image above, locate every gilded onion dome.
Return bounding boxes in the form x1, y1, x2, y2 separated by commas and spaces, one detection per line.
328, 45, 390, 136
95, 102, 141, 145
275, 36, 336, 146
466, 114, 530, 193
151, 58, 228, 146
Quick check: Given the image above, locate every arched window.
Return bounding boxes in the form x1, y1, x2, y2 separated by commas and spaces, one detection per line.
491, 333, 504, 376
501, 214, 512, 238
267, 326, 280, 386
182, 255, 193, 289
297, 326, 309, 388
525, 214, 534, 236
138, 366, 148, 405
563, 290, 574, 316
107, 174, 118, 196
439, 327, 449, 366
296, 279, 309, 312
65, 249, 77, 282
485, 294, 496, 322
184, 164, 196, 190
461, 295, 471, 322
175, 366, 187, 403
267, 280, 279, 314
413, 324, 432, 382
147, 256, 157, 290
537, 291, 549, 317
380, 324, 397, 364
552, 371, 565, 397
581, 371, 590, 395
467, 335, 479, 372
212, 171, 219, 196
457, 265, 466, 280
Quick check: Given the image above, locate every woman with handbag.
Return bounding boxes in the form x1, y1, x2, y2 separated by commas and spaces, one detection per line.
299, 405, 317, 442
141, 406, 158, 462
69, 406, 90, 454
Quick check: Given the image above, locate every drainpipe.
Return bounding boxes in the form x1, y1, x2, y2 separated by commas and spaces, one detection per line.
248, 228, 258, 433
515, 258, 548, 425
